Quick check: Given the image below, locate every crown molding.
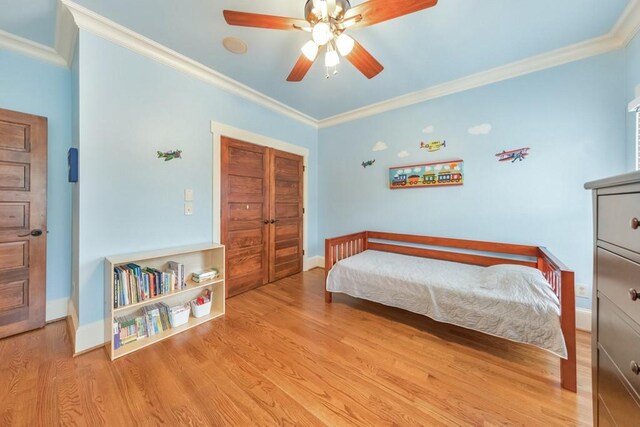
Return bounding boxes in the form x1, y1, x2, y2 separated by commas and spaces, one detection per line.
611, 0, 640, 47
0, 29, 67, 68
319, 0, 640, 128
55, 0, 78, 67
318, 34, 619, 128
59, 0, 318, 128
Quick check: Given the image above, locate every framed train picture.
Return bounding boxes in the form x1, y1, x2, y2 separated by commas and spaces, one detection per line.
389, 159, 464, 189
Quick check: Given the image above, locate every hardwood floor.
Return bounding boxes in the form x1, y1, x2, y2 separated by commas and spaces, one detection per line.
0, 268, 592, 426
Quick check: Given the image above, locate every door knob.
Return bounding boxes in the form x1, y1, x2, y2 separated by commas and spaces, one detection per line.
270, 219, 279, 224
632, 361, 640, 375
263, 220, 269, 224
18, 229, 43, 237
631, 288, 639, 302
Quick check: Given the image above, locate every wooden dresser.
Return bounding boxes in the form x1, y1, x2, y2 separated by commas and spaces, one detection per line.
586, 172, 640, 425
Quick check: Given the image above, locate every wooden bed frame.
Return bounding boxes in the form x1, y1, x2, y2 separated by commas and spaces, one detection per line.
324, 231, 577, 392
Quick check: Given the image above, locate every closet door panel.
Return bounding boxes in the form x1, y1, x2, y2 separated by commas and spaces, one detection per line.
221, 137, 269, 297
269, 149, 303, 282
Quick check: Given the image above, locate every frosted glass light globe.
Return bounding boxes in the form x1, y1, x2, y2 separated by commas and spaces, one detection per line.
312, 22, 332, 46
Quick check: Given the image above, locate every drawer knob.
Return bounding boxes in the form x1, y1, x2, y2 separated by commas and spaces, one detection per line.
633, 218, 640, 230
632, 361, 640, 375
631, 288, 639, 302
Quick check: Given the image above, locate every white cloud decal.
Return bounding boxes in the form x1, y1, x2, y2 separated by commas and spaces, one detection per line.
434, 165, 443, 171
468, 123, 492, 135
372, 141, 388, 151
423, 125, 435, 134
404, 168, 413, 174
414, 167, 422, 173
397, 150, 410, 158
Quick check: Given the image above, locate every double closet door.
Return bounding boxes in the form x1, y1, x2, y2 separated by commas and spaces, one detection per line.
221, 137, 304, 297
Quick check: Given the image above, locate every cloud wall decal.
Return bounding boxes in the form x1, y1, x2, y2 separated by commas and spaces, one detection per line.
468, 123, 492, 135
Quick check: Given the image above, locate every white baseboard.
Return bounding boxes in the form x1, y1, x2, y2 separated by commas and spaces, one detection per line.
46, 297, 70, 321
74, 319, 105, 353
576, 307, 592, 332
304, 256, 324, 270
66, 299, 105, 353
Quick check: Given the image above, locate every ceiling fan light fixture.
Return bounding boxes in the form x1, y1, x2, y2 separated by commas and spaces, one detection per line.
325, 49, 340, 67
301, 40, 319, 61
312, 22, 332, 45
336, 33, 354, 56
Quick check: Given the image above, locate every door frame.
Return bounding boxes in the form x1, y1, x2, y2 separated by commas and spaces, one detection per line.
211, 121, 309, 270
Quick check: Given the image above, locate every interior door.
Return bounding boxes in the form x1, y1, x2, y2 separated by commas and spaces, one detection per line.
269, 149, 303, 282
0, 108, 47, 338
221, 137, 269, 297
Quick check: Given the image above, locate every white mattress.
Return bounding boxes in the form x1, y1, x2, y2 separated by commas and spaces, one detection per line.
326, 250, 567, 358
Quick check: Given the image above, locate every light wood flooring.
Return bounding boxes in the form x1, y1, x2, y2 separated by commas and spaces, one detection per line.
0, 268, 592, 426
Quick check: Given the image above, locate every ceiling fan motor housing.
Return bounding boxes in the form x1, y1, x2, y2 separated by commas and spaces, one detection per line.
304, 0, 351, 23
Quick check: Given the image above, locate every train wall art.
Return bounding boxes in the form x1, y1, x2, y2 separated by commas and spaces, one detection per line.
389, 160, 464, 189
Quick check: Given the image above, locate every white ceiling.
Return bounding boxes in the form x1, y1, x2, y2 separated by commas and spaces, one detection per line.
0, 0, 633, 120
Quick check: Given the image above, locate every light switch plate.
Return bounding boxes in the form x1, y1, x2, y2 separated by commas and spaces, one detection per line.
184, 189, 194, 201
184, 202, 193, 216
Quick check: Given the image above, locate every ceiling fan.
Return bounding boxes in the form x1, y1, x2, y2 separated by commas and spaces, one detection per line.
223, 0, 438, 82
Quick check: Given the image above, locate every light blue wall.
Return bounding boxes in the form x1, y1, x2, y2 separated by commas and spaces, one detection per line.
0, 50, 72, 305
76, 31, 318, 325
319, 52, 627, 310
626, 32, 640, 171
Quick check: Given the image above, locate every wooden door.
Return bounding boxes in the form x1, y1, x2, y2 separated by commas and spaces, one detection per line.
221, 137, 269, 297
0, 108, 47, 338
269, 149, 303, 281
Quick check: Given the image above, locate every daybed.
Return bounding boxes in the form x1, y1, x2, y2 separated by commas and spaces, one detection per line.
324, 231, 577, 392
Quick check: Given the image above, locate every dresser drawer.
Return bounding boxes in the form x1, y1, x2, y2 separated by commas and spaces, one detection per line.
599, 296, 640, 396
598, 348, 640, 425
597, 248, 640, 326
599, 193, 640, 253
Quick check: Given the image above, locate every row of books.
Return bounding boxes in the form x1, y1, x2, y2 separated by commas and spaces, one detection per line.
113, 261, 185, 308
113, 302, 172, 350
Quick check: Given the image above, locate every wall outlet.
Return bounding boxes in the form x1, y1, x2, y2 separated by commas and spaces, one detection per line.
576, 284, 589, 298
184, 189, 193, 201
184, 202, 193, 216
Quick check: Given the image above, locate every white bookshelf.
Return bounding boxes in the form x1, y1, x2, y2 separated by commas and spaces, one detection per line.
104, 243, 225, 360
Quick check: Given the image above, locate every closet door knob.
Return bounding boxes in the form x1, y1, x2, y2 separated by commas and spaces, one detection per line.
632, 361, 640, 375
631, 288, 639, 301
270, 219, 278, 224
263, 220, 269, 224
632, 218, 640, 230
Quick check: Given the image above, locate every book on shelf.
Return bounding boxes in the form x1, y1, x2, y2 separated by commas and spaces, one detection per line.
113, 263, 180, 308
167, 261, 186, 289
113, 302, 172, 350
191, 268, 218, 283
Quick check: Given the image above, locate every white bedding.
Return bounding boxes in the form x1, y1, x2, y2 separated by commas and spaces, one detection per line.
326, 250, 567, 358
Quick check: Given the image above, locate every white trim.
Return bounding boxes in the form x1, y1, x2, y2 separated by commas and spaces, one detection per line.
576, 308, 592, 332
0, 29, 67, 68
55, 0, 78, 67
67, 299, 106, 353
611, 0, 640, 47
304, 256, 324, 270
60, 0, 317, 128
46, 297, 69, 322
318, 34, 619, 127
74, 319, 105, 353
210, 122, 309, 269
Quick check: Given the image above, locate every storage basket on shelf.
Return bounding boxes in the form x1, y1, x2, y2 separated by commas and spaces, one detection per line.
190, 289, 212, 318
169, 303, 190, 328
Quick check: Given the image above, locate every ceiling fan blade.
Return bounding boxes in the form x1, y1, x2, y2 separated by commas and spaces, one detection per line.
287, 54, 316, 82
344, 0, 438, 29
223, 10, 307, 30
344, 39, 384, 79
